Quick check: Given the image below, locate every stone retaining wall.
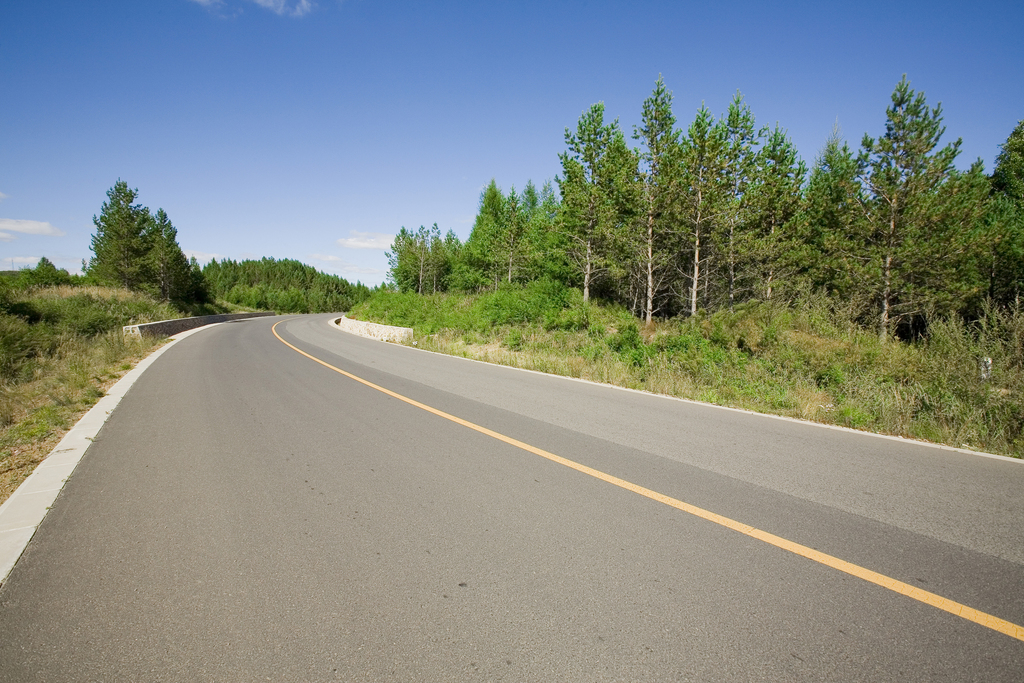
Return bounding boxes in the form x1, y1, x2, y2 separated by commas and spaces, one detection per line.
123, 311, 276, 338
332, 316, 413, 343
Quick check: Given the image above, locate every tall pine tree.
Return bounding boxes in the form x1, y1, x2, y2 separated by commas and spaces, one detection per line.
633, 76, 680, 324
558, 103, 624, 302
855, 76, 989, 338
150, 208, 193, 302
678, 104, 727, 315
87, 180, 155, 290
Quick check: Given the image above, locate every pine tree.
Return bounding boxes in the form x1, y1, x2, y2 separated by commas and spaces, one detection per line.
462, 180, 506, 290
716, 93, 760, 311
986, 120, 1024, 306
855, 76, 989, 338
498, 186, 528, 284
150, 209, 193, 302
678, 104, 727, 315
386, 227, 420, 293
558, 103, 624, 302
87, 180, 156, 290
633, 76, 680, 324
992, 120, 1024, 203
747, 125, 806, 301
795, 125, 863, 301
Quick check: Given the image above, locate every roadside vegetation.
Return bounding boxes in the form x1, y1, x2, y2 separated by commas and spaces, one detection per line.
362, 76, 1024, 458
202, 257, 372, 314
0, 280, 181, 502
350, 284, 1024, 457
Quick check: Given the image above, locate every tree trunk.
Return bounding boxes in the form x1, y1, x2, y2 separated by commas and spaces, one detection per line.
690, 189, 702, 317
583, 239, 592, 303
646, 213, 655, 325
507, 236, 514, 284
880, 252, 892, 341
880, 210, 897, 341
728, 223, 735, 312
702, 253, 709, 308
690, 225, 700, 317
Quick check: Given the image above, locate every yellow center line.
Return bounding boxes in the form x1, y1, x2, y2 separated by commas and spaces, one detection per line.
272, 320, 1024, 643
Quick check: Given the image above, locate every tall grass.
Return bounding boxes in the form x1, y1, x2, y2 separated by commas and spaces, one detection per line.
0, 286, 177, 502
350, 286, 1023, 458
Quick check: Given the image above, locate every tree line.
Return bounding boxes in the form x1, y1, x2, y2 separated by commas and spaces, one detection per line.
387, 76, 1024, 340
17, 180, 373, 315
202, 257, 372, 313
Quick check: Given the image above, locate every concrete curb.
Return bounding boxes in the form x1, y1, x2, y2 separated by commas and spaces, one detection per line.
0, 324, 222, 586
124, 311, 275, 338
331, 315, 413, 343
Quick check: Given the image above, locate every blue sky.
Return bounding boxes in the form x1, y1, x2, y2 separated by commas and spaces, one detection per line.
2, 0, 1021, 286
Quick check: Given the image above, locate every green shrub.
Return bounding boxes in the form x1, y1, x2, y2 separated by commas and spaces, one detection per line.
607, 322, 650, 367
0, 315, 48, 382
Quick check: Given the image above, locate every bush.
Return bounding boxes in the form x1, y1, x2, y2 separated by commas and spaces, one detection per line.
0, 287, 180, 384
0, 315, 48, 382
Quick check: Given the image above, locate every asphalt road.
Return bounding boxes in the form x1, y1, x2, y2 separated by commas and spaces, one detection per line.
1, 314, 1022, 681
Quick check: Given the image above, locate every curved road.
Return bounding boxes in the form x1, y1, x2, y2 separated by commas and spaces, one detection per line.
1, 314, 1022, 680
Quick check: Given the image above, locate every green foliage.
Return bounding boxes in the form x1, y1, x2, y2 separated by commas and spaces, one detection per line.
203, 257, 371, 313
87, 181, 157, 290
794, 127, 863, 301
0, 315, 45, 383
0, 286, 178, 384
85, 181, 209, 305
387, 224, 462, 294
985, 120, 1024, 307
351, 279, 587, 335
678, 104, 727, 316
632, 76, 681, 323
557, 103, 628, 301
992, 120, 1024, 203
355, 285, 1024, 455
747, 125, 807, 301
149, 209, 202, 304
606, 321, 650, 367
9, 258, 76, 289
853, 76, 989, 337
380, 75, 1010, 369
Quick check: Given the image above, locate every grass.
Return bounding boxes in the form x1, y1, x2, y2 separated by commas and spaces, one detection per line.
350, 285, 1024, 458
0, 332, 165, 503
0, 285, 190, 504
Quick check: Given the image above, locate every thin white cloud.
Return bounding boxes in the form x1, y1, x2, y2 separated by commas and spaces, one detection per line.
310, 254, 383, 275
189, 0, 314, 16
0, 191, 7, 202
336, 230, 394, 250
7, 256, 40, 266
0, 219, 65, 240
251, 0, 315, 17
184, 249, 223, 264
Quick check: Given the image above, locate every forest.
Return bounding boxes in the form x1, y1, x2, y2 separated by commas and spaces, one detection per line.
202, 257, 372, 315
386, 76, 1023, 341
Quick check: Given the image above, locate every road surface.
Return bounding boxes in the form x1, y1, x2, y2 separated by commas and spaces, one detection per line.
1, 314, 1021, 681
